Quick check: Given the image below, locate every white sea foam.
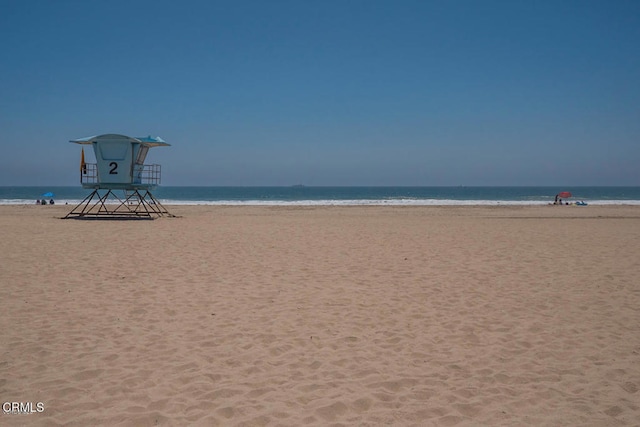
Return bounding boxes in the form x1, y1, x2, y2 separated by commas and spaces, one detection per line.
155, 199, 640, 206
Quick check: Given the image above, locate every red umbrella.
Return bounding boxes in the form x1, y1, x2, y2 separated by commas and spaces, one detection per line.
557, 191, 572, 199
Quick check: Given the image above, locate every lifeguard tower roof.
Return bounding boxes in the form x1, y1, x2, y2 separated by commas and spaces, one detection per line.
70, 134, 170, 147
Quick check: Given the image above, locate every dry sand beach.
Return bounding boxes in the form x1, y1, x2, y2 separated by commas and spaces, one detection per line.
1, 204, 639, 426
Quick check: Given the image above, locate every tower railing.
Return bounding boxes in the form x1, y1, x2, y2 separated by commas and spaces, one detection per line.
80, 163, 98, 184
80, 163, 162, 186
134, 164, 162, 185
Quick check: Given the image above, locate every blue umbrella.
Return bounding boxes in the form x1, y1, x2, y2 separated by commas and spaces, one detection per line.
42, 192, 55, 198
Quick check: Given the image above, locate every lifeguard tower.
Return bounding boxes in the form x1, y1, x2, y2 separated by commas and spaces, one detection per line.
64, 133, 174, 219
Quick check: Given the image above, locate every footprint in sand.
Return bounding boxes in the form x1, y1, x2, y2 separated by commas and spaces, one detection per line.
315, 401, 348, 421
604, 405, 624, 417
621, 381, 638, 394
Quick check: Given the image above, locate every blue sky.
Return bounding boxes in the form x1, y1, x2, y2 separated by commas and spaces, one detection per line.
1, 0, 638, 186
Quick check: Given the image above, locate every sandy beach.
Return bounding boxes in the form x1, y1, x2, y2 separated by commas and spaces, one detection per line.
1, 204, 639, 426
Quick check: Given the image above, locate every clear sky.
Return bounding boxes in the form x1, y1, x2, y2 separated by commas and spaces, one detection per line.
1, 0, 638, 186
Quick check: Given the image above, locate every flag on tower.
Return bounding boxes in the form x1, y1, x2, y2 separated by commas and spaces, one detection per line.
80, 148, 87, 174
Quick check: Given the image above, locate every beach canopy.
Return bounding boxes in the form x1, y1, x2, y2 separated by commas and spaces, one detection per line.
557, 191, 572, 199
42, 192, 55, 198
69, 134, 170, 147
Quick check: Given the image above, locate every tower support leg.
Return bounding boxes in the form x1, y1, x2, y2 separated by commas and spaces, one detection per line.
63, 189, 175, 219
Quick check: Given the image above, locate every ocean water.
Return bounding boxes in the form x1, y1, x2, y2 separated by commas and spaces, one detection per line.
2, 186, 640, 206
